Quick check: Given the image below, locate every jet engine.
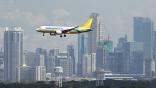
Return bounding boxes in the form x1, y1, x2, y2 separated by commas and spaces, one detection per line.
56, 30, 62, 34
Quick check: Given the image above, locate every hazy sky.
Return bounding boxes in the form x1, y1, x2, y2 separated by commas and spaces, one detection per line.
0, 0, 156, 51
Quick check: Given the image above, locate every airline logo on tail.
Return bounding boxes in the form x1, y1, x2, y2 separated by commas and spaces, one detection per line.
79, 18, 93, 31
36, 18, 94, 37
81, 18, 93, 29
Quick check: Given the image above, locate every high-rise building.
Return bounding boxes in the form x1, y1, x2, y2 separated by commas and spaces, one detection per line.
4, 27, 23, 82
67, 45, 76, 74
108, 52, 124, 74
56, 51, 73, 77
36, 66, 46, 81
78, 34, 88, 76
115, 35, 127, 53
82, 53, 96, 77
153, 31, 156, 73
48, 49, 59, 73
91, 53, 96, 72
97, 40, 113, 53
23, 51, 37, 67
54, 67, 63, 87
96, 19, 105, 42
77, 13, 99, 76
49, 48, 59, 56
133, 17, 155, 77
96, 47, 106, 69
96, 40, 113, 70
88, 13, 99, 54
35, 48, 47, 67
114, 35, 128, 74
125, 42, 144, 75
20, 65, 36, 82
77, 13, 99, 77
95, 69, 105, 86
0, 53, 4, 81
0, 50, 4, 81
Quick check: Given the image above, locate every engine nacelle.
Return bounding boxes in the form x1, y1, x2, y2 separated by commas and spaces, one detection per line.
56, 30, 62, 34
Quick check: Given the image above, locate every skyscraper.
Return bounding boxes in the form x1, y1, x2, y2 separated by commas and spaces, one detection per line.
125, 42, 144, 75
4, 27, 23, 82
153, 31, 156, 56
54, 66, 63, 87
82, 53, 96, 77
0, 51, 4, 81
96, 40, 113, 70
35, 48, 47, 67
20, 65, 36, 82
88, 13, 99, 54
78, 33, 88, 76
96, 47, 106, 69
107, 52, 124, 74
133, 17, 155, 77
114, 35, 128, 74
23, 51, 37, 68
56, 51, 73, 77
48, 48, 59, 73
153, 31, 156, 73
67, 45, 76, 74
78, 13, 99, 76
36, 66, 46, 81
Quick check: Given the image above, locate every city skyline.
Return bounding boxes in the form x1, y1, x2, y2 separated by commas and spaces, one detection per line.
1, 15, 156, 82
1, 0, 156, 83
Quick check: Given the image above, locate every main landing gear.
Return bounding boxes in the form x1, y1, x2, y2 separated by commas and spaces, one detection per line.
60, 34, 66, 37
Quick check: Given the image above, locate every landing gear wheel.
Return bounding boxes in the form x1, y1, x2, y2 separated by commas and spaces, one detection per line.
60, 35, 62, 37
43, 33, 45, 36
64, 34, 66, 37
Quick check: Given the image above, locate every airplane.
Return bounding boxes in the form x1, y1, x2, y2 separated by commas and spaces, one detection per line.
36, 18, 93, 37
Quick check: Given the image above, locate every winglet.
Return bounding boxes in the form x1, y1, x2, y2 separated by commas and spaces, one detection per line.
81, 18, 93, 29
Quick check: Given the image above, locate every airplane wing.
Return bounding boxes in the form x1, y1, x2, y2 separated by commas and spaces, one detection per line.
62, 26, 79, 33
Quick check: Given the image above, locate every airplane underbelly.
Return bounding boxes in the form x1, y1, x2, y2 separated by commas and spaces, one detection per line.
39, 29, 56, 33
67, 30, 79, 34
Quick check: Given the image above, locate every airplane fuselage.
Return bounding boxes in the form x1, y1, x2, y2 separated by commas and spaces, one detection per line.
36, 26, 90, 34
36, 18, 93, 37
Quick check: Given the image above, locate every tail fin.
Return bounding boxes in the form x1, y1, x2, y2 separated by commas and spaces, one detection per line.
81, 18, 93, 29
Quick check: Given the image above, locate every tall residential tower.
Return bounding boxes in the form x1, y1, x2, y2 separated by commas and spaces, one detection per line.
133, 17, 155, 77
4, 27, 23, 82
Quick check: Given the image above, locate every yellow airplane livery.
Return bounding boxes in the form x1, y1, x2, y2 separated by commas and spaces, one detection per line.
36, 18, 93, 37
